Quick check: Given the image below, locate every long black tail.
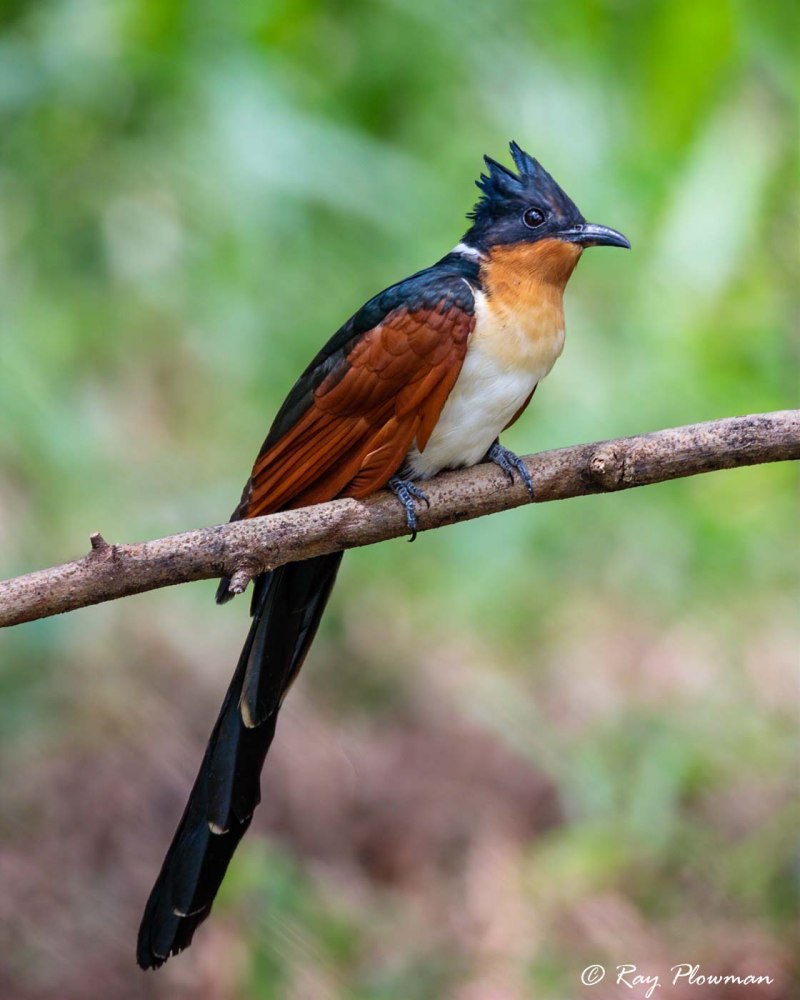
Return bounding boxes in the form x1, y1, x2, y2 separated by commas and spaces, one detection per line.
136, 553, 343, 969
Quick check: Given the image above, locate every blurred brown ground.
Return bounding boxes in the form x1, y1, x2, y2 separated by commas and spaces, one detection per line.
0, 588, 796, 999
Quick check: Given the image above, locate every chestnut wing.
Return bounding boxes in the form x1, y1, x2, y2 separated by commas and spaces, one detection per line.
241, 273, 476, 517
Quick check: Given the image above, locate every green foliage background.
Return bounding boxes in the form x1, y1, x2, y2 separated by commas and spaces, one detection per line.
0, 2, 797, 998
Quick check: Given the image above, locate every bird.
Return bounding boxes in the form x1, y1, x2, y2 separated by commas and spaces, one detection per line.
136, 141, 629, 969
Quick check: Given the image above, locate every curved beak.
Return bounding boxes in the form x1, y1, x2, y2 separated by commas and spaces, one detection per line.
558, 222, 630, 249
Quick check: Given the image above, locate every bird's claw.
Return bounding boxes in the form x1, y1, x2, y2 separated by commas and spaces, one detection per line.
487, 441, 534, 498
388, 477, 430, 541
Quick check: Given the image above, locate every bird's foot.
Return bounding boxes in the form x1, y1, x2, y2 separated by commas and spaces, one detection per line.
487, 441, 534, 498
388, 477, 430, 542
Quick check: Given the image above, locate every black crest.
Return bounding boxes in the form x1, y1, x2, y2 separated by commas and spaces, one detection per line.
468, 141, 581, 228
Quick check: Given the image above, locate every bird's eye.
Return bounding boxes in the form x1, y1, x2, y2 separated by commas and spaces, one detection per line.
522, 207, 545, 229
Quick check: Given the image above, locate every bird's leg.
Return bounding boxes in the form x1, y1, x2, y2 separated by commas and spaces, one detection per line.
486, 439, 534, 498
388, 477, 430, 542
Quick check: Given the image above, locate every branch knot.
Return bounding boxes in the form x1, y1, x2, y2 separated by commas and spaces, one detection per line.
589, 445, 626, 490
88, 532, 116, 559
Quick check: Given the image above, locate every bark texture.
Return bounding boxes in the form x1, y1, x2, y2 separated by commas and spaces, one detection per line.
1, 410, 797, 629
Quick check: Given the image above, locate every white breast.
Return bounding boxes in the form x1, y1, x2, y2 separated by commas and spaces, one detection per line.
405, 289, 564, 479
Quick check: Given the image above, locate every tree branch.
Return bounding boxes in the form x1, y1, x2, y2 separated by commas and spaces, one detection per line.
1, 411, 797, 629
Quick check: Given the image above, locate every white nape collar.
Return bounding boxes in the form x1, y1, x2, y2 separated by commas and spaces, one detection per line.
450, 242, 484, 260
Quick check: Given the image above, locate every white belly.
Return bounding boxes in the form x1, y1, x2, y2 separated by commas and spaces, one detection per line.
406, 292, 565, 479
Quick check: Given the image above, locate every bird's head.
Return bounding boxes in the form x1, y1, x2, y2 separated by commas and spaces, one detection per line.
462, 142, 629, 276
